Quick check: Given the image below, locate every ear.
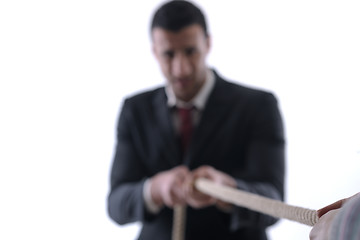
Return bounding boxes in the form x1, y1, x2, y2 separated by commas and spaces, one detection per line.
205, 35, 211, 54
152, 44, 159, 60
152, 44, 156, 57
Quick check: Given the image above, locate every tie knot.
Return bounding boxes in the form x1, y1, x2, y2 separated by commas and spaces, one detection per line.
178, 107, 192, 116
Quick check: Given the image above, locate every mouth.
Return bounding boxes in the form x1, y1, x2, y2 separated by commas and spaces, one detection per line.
174, 78, 191, 89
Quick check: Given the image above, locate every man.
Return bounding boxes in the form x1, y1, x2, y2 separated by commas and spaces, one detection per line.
108, 1, 285, 239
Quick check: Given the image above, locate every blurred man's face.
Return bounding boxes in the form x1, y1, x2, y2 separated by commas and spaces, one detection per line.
152, 24, 210, 102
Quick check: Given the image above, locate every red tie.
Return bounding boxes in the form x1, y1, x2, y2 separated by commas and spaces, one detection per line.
178, 107, 194, 153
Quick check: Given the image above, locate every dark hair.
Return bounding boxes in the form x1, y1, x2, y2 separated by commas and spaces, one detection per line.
151, 0, 208, 36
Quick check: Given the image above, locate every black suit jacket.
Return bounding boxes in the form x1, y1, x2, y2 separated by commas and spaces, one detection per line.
108, 71, 285, 240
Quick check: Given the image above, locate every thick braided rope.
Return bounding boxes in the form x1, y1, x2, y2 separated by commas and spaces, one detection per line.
195, 178, 319, 226
172, 205, 186, 240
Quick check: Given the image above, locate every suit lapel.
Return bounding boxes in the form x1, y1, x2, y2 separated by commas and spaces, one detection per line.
153, 90, 182, 166
185, 75, 233, 167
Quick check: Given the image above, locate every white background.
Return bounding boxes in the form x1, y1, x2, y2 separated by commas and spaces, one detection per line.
1, 0, 359, 239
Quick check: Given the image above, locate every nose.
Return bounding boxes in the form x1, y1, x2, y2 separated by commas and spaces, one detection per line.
172, 54, 191, 78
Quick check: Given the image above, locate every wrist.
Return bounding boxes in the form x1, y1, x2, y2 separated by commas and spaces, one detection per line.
149, 176, 164, 207
144, 179, 163, 213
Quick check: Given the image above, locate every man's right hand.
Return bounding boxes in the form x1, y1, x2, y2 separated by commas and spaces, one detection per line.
150, 166, 190, 208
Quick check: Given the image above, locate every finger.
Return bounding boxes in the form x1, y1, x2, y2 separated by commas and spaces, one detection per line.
175, 168, 190, 184
197, 165, 214, 176
186, 194, 216, 208
318, 192, 360, 217
173, 165, 190, 175
317, 199, 344, 218
183, 172, 197, 196
170, 185, 187, 205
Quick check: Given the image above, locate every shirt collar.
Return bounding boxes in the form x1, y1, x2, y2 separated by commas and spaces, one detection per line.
166, 69, 215, 110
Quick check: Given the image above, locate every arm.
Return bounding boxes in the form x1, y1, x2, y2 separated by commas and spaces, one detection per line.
230, 92, 285, 228
107, 99, 149, 225
107, 98, 190, 224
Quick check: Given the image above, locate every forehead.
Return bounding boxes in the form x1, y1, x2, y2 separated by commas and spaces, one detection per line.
152, 24, 206, 50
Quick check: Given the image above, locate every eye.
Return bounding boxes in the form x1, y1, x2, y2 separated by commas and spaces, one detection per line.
163, 50, 174, 59
185, 47, 196, 56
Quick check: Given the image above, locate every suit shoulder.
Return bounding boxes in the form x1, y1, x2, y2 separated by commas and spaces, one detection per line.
220, 78, 277, 102
124, 87, 165, 106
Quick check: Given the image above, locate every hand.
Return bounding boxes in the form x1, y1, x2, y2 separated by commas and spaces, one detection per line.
309, 192, 359, 240
309, 208, 339, 240
184, 165, 237, 210
150, 166, 189, 208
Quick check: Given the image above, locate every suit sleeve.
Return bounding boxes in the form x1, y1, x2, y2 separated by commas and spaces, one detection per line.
107, 99, 153, 225
230, 92, 285, 230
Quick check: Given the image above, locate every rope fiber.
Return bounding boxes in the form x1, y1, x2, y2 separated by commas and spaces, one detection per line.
195, 178, 319, 226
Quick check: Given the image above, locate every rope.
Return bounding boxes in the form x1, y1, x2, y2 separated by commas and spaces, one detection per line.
172, 205, 186, 240
195, 178, 319, 226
